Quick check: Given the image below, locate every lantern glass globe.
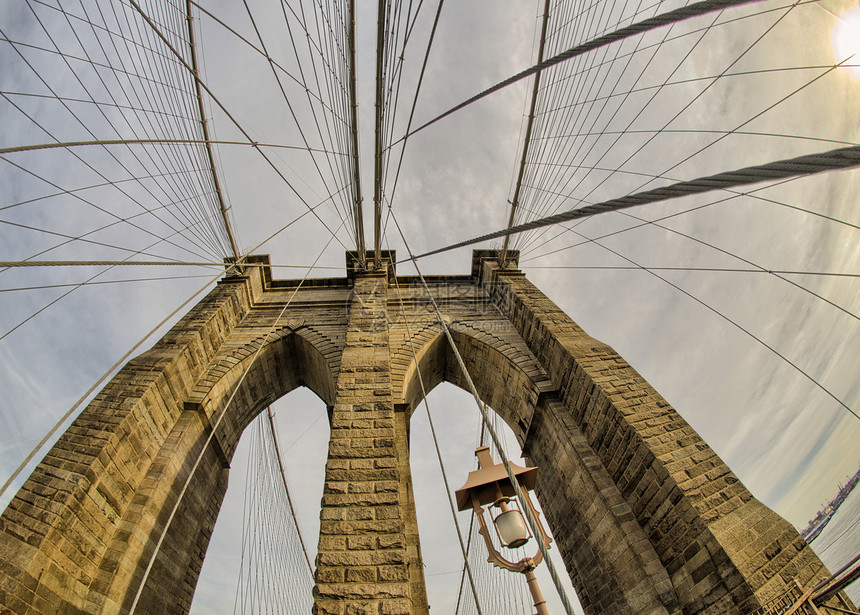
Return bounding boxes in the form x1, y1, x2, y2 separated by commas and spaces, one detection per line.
495, 509, 530, 548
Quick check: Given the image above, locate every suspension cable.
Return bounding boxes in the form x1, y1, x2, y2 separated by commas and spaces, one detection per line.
410, 144, 860, 261
347, 0, 366, 267
128, 220, 344, 614
0, 260, 222, 267
501, 0, 551, 270
389, 265, 485, 615
521, 265, 860, 278
386, 209, 577, 615
519, 173, 860, 263
3, 6, 229, 259
373, 0, 387, 269
185, 0, 240, 262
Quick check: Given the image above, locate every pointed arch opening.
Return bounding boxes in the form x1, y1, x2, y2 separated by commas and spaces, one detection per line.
394, 325, 682, 615
190, 387, 330, 614
408, 382, 580, 614
105, 328, 338, 614
398, 327, 549, 448
393, 327, 577, 611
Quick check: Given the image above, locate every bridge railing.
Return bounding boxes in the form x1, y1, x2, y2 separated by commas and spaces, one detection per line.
754, 554, 860, 615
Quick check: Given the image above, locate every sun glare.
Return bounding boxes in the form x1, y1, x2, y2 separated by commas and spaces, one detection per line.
833, 7, 860, 79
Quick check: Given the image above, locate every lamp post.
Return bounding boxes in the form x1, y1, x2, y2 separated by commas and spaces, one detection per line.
455, 446, 553, 615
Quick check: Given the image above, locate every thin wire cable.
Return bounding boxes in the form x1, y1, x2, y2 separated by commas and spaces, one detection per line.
0, 94, 221, 261
126, 0, 350, 251
128, 218, 345, 614
347, 0, 366, 265
521, 265, 860, 277
388, 253, 485, 615
0, 136, 350, 157
186, 0, 344, 116
379, 0, 445, 242
501, 0, 552, 268
515, 0, 701, 253
0, 260, 223, 267
0, 274, 214, 293
552, 222, 860, 421
0, 268, 228, 500
240, 0, 352, 236
392, 0, 767, 146
386, 208, 577, 615
514, 175, 860, 326
561, 6, 830, 230
0, 210, 230, 342
233, 410, 314, 613
9, 2, 228, 258
266, 407, 314, 576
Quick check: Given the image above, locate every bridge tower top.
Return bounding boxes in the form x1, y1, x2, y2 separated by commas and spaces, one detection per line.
0, 250, 843, 615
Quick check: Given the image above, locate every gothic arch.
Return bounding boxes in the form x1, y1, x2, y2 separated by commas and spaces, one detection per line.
187, 326, 338, 461
0, 262, 341, 615
393, 323, 683, 615
395, 324, 548, 444
107, 327, 338, 613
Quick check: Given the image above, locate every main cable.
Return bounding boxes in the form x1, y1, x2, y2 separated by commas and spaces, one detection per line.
410, 144, 860, 261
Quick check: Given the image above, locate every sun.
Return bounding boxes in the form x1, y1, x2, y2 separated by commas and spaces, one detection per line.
833, 7, 860, 79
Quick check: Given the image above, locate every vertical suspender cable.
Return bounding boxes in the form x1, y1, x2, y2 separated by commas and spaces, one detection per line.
266, 408, 315, 577
501, 0, 551, 269
185, 0, 241, 262
386, 210, 577, 615
373, 0, 387, 268
389, 273, 485, 615
347, 0, 366, 268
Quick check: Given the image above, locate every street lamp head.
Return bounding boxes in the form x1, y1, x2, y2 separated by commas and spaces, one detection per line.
453, 445, 554, 615
454, 446, 552, 557
454, 446, 538, 511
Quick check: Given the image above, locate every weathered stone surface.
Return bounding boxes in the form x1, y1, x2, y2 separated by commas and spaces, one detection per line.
0, 252, 845, 615
312, 272, 428, 615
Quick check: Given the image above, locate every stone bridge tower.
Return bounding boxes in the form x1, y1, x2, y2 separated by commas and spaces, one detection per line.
0, 251, 831, 614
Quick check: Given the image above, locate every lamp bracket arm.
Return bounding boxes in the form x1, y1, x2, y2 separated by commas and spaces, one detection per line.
472, 496, 526, 573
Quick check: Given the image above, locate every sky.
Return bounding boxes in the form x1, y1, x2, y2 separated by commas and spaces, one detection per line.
1, 0, 859, 612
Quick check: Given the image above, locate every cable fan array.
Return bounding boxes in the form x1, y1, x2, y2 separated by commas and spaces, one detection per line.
233, 410, 314, 614
1, 0, 234, 266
